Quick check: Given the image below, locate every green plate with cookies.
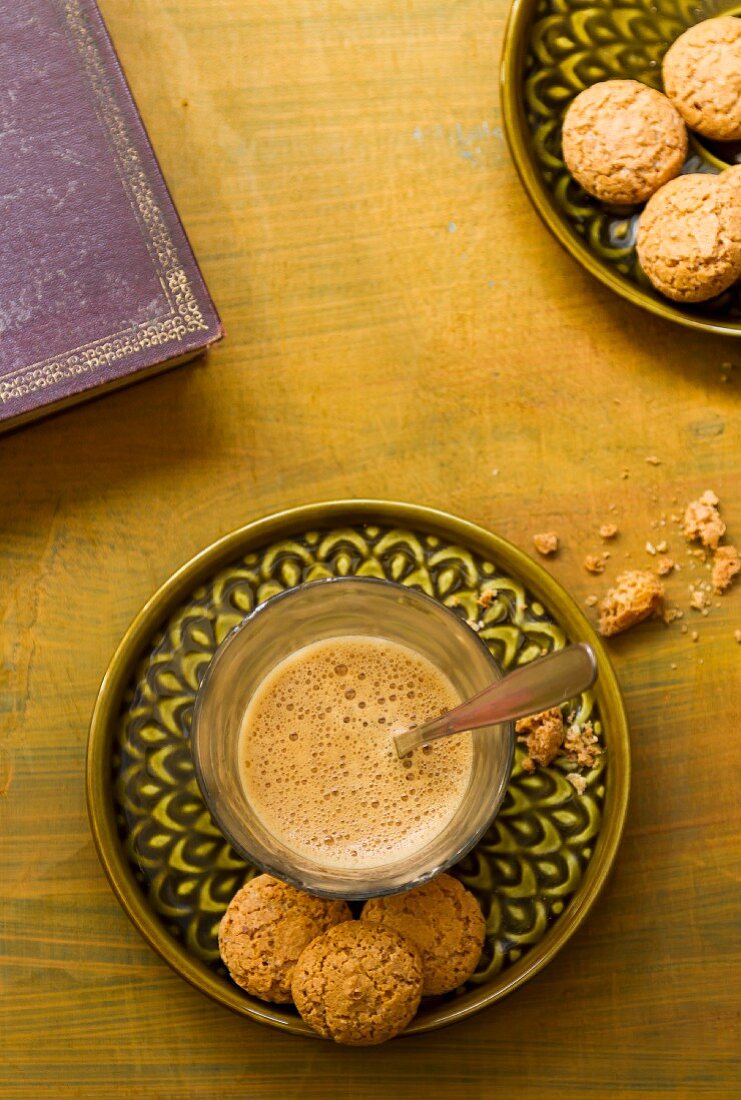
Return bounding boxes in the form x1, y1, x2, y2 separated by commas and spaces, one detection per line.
87, 501, 630, 1041
501, 0, 741, 336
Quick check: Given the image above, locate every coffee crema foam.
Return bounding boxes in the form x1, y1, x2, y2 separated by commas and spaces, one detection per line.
238, 635, 473, 870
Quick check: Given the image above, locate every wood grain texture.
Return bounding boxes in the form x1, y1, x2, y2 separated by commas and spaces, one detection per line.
1, 1, 739, 1095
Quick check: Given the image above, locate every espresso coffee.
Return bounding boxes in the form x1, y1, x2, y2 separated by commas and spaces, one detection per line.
238, 635, 473, 870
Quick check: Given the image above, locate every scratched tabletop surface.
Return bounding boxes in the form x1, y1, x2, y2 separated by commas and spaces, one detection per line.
1, 1, 739, 1096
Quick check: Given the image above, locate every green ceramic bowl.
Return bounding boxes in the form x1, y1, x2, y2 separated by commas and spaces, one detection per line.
87, 501, 630, 1038
501, 0, 741, 337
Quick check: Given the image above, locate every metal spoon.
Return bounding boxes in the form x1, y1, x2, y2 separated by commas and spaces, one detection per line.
393, 643, 598, 758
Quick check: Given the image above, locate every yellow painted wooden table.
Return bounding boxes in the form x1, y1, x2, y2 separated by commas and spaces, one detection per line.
1, 1, 739, 1095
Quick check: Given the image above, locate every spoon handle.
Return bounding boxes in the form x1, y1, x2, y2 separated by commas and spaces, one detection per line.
393, 643, 597, 758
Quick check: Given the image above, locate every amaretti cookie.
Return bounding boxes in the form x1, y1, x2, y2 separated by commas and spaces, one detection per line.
636, 173, 741, 302
218, 874, 351, 1003
561, 79, 687, 204
291, 921, 423, 1045
361, 873, 486, 996
662, 17, 741, 141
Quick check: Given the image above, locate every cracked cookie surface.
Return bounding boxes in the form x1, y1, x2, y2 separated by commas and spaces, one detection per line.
561, 79, 687, 204
636, 173, 741, 302
361, 873, 485, 996
218, 874, 351, 1003
662, 17, 741, 141
291, 921, 423, 1045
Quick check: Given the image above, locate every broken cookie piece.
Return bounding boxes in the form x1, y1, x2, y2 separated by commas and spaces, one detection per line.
515, 707, 564, 772
683, 490, 726, 550
598, 570, 664, 636
712, 545, 740, 594
562, 720, 602, 769
533, 532, 559, 556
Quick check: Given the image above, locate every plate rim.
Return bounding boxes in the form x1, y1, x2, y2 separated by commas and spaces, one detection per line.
86, 499, 631, 1037
500, 0, 741, 339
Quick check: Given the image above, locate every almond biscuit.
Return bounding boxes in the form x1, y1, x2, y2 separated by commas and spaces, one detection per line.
663, 17, 741, 141
291, 921, 423, 1045
218, 874, 351, 1003
636, 174, 741, 302
562, 79, 687, 204
361, 873, 485, 996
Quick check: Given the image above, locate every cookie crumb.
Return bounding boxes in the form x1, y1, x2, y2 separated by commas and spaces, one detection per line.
663, 607, 682, 624
477, 588, 497, 608
598, 570, 664, 636
533, 532, 559, 556
712, 545, 740, 593
645, 456, 661, 465
562, 720, 601, 768
585, 594, 599, 607
735, 630, 741, 643
584, 554, 606, 574
599, 524, 618, 540
516, 707, 565, 770
683, 490, 725, 550
656, 556, 675, 576
691, 630, 699, 642
689, 586, 710, 612
566, 773, 588, 796
465, 618, 481, 632
645, 541, 657, 555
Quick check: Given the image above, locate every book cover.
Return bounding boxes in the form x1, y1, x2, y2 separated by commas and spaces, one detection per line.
0, 0, 223, 432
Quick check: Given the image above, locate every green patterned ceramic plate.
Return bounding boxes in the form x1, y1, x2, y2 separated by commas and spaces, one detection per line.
501, 0, 741, 336
87, 501, 629, 1037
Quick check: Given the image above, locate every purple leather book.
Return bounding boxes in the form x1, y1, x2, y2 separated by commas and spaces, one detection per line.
0, 0, 223, 432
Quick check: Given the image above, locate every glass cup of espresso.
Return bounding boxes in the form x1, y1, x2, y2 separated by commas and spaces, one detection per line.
191, 577, 514, 899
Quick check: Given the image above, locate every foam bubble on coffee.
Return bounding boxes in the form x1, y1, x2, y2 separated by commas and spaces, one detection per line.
238, 635, 473, 870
